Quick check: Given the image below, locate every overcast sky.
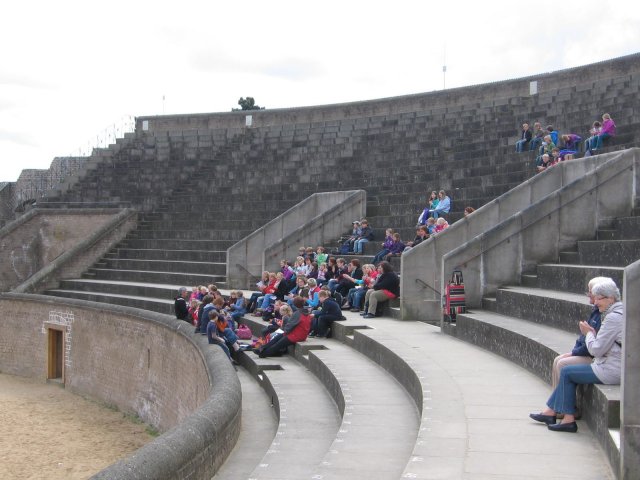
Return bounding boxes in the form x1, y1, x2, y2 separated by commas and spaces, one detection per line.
1, 0, 639, 182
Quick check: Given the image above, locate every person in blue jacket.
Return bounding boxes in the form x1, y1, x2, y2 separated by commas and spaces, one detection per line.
309, 289, 343, 338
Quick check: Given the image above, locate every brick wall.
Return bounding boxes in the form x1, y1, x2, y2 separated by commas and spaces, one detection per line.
0, 294, 241, 479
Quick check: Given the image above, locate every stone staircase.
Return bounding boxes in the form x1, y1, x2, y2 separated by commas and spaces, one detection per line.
442, 209, 640, 472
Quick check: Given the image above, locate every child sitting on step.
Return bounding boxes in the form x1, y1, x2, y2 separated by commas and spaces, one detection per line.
383, 233, 405, 262
435, 217, 449, 234
228, 290, 247, 324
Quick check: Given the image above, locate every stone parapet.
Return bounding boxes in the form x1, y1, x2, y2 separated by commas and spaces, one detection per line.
136, 53, 640, 133
0, 293, 240, 480
0, 208, 137, 293
227, 190, 366, 288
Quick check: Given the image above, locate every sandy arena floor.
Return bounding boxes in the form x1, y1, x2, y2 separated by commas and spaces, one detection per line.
0, 373, 154, 479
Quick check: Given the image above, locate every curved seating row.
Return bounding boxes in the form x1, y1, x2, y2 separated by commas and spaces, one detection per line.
439, 210, 640, 475
227, 311, 615, 479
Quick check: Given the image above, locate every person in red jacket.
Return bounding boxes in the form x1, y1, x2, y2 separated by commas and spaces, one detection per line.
257, 297, 312, 357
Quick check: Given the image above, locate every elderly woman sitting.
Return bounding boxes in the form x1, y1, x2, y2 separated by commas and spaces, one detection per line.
550, 276, 611, 388
529, 280, 623, 433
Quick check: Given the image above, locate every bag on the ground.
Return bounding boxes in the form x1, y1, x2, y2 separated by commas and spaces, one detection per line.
237, 324, 253, 340
444, 269, 466, 323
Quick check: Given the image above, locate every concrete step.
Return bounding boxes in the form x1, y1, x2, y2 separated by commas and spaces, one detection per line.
334, 315, 616, 479
234, 355, 342, 480
304, 341, 419, 479
445, 309, 576, 382
576, 239, 640, 267
57, 279, 190, 299
495, 286, 592, 333
84, 267, 226, 286
559, 250, 580, 264
212, 368, 278, 480
119, 238, 235, 251
111, 248, 227, 263
143, 209, 278, 222
127, 229, 249, 241
534, 263, 625, 294
137, 218, 262, 231
442, 309, 620, 475
610, 215, 640, 239
99, 258, 226, 276
44, 289, 174, 315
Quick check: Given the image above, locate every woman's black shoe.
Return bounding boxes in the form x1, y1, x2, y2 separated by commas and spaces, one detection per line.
548, 421, 578, 433
529, 413, 556, 425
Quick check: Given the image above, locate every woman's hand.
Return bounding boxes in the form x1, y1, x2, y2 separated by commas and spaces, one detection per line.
579, 320, 596, 336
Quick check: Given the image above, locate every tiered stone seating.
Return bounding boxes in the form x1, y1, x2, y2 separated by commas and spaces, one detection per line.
5, 54, 640, 479
212, 311, 616, 478
443, 210, 640, 472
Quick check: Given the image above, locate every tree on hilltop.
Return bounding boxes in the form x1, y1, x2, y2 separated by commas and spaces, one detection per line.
232, 97, 265, 111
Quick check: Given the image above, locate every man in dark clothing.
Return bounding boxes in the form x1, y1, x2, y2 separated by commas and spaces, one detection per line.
174, 287, 190, 321
310, 290, 343, 338
362, 261, 400, 318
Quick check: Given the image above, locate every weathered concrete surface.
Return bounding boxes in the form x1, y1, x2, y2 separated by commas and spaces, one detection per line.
0, 208, 137, 293
400, 151, 622, 321
227, 190, 365, 289
622, 260, 640, 479
440, 149, 638, 320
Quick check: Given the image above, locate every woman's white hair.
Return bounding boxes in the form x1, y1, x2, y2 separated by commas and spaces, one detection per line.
591, 278, 621, 301
588, 276, 611, 291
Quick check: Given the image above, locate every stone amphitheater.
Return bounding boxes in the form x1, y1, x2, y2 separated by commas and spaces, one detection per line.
1, 53, 639, 479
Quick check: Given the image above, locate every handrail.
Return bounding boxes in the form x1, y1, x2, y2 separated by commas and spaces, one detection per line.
441, 148, 638, 327
415, 278, 440, 296
227, 190, 366, 289
235, 262, 259, 284
399, 149, 632, 321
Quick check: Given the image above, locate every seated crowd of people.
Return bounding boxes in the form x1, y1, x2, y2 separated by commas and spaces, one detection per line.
173, 251, 401, 360
514, 114, 617, 173
172, 188, 468, 360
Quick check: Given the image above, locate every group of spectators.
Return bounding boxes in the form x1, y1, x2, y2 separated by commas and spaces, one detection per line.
174, 285, 247, 362
514, 114, 617, 173
173, 244, 402, 358
172, 188, 466, 359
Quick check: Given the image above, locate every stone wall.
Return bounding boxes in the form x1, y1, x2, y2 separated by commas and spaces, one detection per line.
0, 209, 130, 292
0, 182, 14, 227
0, 293, 241, 480
136, 52, 640, 133
0, 156, 86, 223
622, 260, 640, 480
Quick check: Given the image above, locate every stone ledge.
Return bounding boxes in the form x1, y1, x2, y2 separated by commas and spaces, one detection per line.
444, 310, 620, 476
